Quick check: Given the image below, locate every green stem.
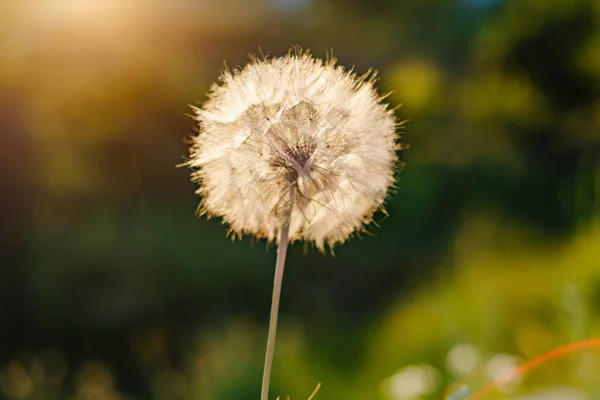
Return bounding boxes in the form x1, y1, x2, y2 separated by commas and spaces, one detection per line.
260, 221, 291, 400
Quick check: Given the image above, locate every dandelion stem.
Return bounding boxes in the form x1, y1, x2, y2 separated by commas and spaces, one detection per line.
261, 220, 291, 400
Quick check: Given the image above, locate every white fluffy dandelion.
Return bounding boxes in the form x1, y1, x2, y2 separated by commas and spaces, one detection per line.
187, 51, 399, 250
184, 50, 401, 400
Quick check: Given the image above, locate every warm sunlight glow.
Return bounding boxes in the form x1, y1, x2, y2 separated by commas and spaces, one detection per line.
19, 0, 136, 41
37, 0, 122, 25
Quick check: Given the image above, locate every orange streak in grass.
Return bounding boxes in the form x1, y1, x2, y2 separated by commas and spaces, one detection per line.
466, 338, 600, 400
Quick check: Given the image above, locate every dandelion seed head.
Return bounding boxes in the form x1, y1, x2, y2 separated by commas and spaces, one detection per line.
186, 51, 400, 251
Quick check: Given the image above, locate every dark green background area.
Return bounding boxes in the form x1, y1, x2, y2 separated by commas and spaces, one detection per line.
1, 0, 600, 399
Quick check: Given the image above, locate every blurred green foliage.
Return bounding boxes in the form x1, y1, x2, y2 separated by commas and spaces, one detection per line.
1, 0, 600, 399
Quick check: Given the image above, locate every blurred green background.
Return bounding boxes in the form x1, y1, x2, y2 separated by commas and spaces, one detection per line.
1, 0, 600, 399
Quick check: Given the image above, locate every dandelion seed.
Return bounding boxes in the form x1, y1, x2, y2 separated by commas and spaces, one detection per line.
184, 49, 402, 400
